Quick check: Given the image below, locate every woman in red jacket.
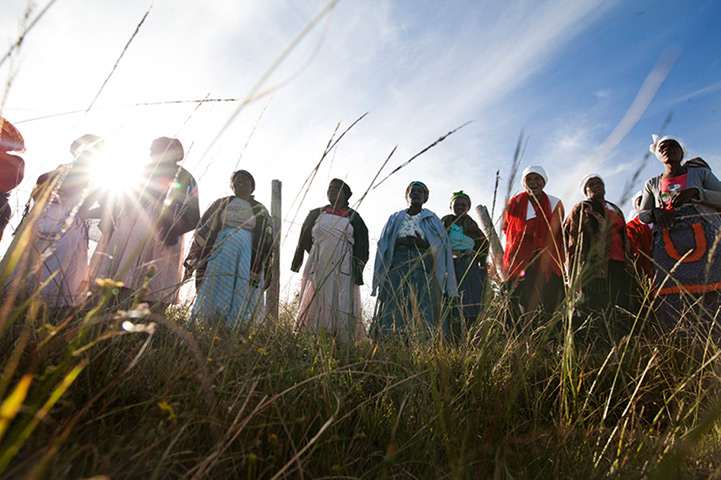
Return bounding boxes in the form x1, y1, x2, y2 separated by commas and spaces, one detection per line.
503, 166, 565, 321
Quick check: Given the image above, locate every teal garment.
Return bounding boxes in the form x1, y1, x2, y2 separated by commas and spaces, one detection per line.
447, 223, 474, 251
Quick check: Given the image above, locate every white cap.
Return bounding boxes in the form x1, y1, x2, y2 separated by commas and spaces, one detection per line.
521, 165, 548, 187
579, 173, 603, 193
649, 134, 687, 161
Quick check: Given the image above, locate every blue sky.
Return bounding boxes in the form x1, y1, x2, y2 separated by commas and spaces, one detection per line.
2, 0, 720, 301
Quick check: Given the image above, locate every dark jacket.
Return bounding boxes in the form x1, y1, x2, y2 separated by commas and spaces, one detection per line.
184, 195, 273, 290
291, 207, 369, 286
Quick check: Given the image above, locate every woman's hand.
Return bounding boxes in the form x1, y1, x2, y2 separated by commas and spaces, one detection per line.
653, 208, 675, 230
670, 187, 699, 208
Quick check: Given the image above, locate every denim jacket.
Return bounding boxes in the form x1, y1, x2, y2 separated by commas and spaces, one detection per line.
372, 208, 457, 297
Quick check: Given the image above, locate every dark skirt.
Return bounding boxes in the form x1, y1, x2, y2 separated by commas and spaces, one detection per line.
653, 207, 721, 330
371, 245, 442, 338
452, 253, 486, 322
503, 264, 563, 330
580, 259, 630, 313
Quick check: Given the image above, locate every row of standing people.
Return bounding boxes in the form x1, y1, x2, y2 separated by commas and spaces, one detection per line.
3, 135, 201, 313
4, 130, 720, 340
290, 134, 721, 341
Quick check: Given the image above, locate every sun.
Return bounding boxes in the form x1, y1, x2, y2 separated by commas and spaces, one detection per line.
88, 140, 147, 196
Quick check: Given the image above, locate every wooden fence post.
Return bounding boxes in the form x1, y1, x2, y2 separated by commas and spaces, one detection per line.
267, 179, 282, 322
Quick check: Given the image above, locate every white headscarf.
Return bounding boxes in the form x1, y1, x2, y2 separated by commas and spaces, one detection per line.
579, 173, 603, 194
521, 165, 548, 188
649, 134, 687, 161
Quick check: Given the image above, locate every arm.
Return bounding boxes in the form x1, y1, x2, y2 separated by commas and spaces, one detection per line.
350, 210, 369, 285
694, 169, 721, 207
372, 212, 399, 295
638, 179, 658, 225
290, 209, 321, 272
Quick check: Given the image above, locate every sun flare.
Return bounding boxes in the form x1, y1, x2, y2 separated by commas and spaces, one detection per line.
89, 146, 146, 196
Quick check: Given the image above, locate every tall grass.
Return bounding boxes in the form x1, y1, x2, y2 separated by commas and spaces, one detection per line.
1, 266, 721, 478
3, 3, 721, 478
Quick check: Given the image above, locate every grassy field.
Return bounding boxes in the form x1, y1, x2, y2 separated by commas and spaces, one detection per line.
1, 280, 721, 479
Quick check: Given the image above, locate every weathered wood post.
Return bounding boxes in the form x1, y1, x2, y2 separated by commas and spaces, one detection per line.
267, 179, 282, 322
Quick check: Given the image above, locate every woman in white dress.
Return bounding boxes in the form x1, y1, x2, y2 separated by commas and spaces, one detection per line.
11, 135, 103, 309
291, 179, 369, 343
185, 170, 273, 328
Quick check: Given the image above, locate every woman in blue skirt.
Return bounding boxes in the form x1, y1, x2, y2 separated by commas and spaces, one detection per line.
371, 181, 457, 338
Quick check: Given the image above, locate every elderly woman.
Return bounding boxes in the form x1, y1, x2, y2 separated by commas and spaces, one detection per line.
503, 166, 565, 317
88, 137, 199, 311
291, 179, 369, 343
441, 190, 488, 328
564, 174, 632, 314
185, 170, 272, 328
638, 135, 721, 329
371, 181, 457, 338
10, 135, 103, 309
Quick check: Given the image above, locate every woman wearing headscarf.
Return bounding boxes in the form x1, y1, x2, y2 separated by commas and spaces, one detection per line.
185, 170, 272, 328
11, 135, 103, 308
638, 135, 721, 329
503, 166, 565, 317
88, 137, 200, 311
291, 179, 369, 343
371, 181, 457, 338
0, 116, 25, 241
441, 190, 488, 329
564, 174, 632, 314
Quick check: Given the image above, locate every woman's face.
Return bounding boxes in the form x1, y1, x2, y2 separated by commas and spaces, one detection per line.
452, 197, 470, 216
327, 182, 347, 207
233, 174, 253, 198
657, 140, 683, 165
407, 184, 427, 207
524, 173, 545, 197
585, 177, 605, 201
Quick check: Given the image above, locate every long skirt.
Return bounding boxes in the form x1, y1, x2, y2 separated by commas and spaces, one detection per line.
452, 253, 486, 322
88, 203, 182, 304
371, 245, 443, 338
296, 213, 364, 343
26, 203, 88, 307
653, 207, 721, 330
189, 228, 264, 328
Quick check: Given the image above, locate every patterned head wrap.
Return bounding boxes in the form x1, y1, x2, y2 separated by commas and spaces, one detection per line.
649, 134, 687, 161
521, 165, 548, 188
450, 190, 471, 207
231, 169, 255, 193
0, 116, 25, 153
150, 137, 184, 163
329, 178, 352, 201
579, 173, 603, 194
406, 181, 429, 202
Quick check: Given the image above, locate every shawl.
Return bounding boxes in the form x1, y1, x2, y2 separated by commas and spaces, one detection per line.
563, 199, 632, 282
291, 206, 369, 286
503, 192, 564, 280
441, 213, 489, 262
184, 195, 273, 289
